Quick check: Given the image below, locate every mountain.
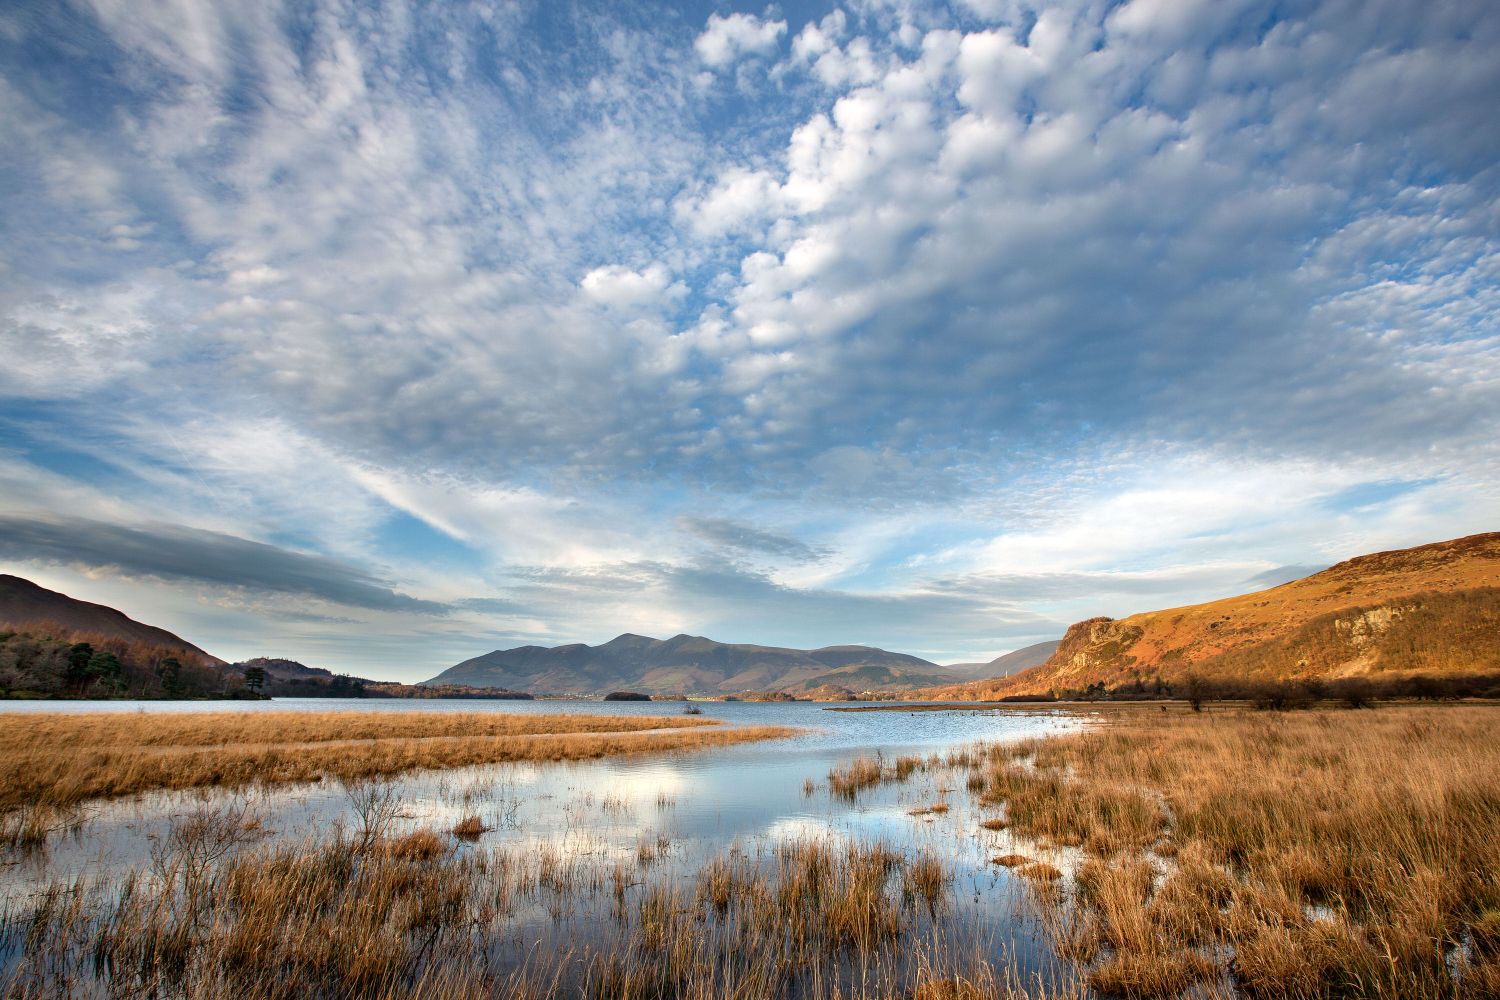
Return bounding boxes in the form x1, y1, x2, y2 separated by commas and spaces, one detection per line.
232, 656, 533, 700
0, 574, 220, 662
943, 640, 1061, 677
925, 532, 1500, 700
424, 633, 956, 696
0, 574, 242, 698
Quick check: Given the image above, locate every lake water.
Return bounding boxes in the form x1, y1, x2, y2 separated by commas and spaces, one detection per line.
0, 698, 1096, 992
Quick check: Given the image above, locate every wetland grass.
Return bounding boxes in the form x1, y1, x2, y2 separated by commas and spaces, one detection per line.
11, 701, 1493, 998
449, 814, 487, 839
828, 755, 885, 800
0, 710, 794, 812
1, 819, 1036, 1000
968, 704, 1500, 999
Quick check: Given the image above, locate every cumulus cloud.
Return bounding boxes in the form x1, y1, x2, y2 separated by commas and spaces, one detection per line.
694, 12, 787, 69
580, 263, 678, 309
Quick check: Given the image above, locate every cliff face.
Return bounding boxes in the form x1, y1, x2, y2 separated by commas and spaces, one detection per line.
924, 531, 1500, 700
1047, 617, 1145, 680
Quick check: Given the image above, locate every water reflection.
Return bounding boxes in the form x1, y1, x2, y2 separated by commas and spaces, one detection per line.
1, 700, 1093, 993
1, 700, 1089, 885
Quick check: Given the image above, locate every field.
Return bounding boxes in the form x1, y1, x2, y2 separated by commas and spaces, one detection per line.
0, 710, 794, 814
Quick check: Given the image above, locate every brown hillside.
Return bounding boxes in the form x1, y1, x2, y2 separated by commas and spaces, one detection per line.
0, 574, 221, 662
925, 531, 1500, 699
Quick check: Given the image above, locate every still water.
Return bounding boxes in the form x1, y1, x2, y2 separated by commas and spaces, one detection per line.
1, 698, 1094, 990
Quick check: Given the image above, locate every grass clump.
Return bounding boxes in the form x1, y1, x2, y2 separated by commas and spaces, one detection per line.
828, 756, 884, 800
449, 814, 487, 839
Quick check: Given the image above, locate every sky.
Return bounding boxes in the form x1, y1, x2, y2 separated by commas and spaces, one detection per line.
1, 0, 1497, 681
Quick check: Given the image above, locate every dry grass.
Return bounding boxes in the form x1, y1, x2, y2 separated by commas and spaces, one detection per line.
449, 814, 486, 839
828, 755, 885, 800
0, 822, 1025, 1000
0, 710, 794, 812
975, 705, 1500, 999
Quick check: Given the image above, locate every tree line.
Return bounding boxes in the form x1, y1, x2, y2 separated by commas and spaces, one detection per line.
0, 622, 256, 700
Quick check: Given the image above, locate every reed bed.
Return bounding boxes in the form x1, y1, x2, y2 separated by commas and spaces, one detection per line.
0, 711, 793, 812
0, 818, 1070, 1000
828, 751, 934, 801
971, 705, 1500, 999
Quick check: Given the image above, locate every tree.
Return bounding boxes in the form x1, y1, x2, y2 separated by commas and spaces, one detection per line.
1181, 672, 1207, 712
86, 650, 123, 694
66, 642, 94, 691
243, 665, 267, 695
1339, 677, 1374, 709
157, 657, 183, 697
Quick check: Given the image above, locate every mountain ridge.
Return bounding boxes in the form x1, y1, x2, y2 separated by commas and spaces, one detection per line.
943, 640, 1061, 677
0, 574, 221, 663
424, 633, 958, 696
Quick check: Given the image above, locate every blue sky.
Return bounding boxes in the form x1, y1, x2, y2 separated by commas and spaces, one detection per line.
1, 0, 1497, 679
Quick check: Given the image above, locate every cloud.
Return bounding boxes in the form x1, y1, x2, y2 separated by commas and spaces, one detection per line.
677, 516, 827, 562
0, 0, 1496, 673
580, 263, 677, 310
0, 513, 446, 614
694, 12, 787, 69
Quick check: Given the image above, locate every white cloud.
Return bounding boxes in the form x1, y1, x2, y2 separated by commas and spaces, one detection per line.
579, 262, 677, 309
694, 12, 787, 70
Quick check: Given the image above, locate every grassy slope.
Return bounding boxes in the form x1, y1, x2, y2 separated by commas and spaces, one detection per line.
927, 532, 1500, 699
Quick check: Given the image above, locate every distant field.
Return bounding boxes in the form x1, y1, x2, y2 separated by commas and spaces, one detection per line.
0, 710, 795, 812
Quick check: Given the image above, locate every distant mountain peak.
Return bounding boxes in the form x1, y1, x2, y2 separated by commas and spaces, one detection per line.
423, 631, 955, 697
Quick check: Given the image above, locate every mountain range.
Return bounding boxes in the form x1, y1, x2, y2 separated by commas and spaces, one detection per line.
422, 633, 965, 697
924, 531, 1500, 700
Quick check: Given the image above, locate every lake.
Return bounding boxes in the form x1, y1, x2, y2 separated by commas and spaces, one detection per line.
0, 698, 1096, 994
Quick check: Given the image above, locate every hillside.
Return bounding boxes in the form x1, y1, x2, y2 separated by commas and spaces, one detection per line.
925, 532, 1500, 700
424, 633, 956, 696
0, 575, 220, 662
0, 575, 245, 698
0, 574, 251, 698
943, 640, 1061, 677
233, 656, 533, 699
